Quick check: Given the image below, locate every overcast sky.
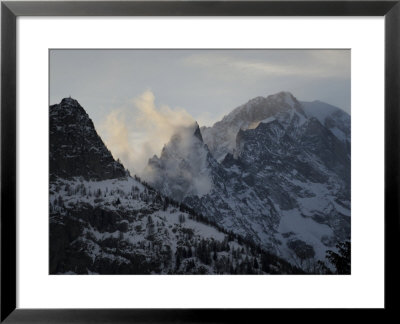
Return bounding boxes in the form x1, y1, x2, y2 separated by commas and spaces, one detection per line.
50, 49, 350, 172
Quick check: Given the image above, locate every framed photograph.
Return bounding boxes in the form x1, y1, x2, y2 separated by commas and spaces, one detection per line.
1, 0, 399, 322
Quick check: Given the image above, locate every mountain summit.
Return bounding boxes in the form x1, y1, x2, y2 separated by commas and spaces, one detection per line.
145, 122, 214, 201
201, 91, 308, 162
50, 98, 127, 181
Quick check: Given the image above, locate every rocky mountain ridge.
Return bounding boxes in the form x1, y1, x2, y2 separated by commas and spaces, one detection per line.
145, 92, 351, 268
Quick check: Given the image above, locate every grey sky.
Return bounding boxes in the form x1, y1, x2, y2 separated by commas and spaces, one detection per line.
50, 49, 350, 123
50, 49, 350, 172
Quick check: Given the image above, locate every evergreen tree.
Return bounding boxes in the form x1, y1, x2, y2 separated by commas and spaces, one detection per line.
326, 240, 351, 274
175, 252, 181, 270
253, 258, 259, 270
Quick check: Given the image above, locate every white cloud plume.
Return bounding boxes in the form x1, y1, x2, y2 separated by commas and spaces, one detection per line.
101, 109, 137, 171
100, 90, 195, 174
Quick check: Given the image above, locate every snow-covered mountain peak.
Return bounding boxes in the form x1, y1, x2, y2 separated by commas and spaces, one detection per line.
301, 100, 350, 147
301, 100, 346, 122
162, 121, 204, 156
50, 98, 127, 181
202, 91, 309, 161
266, 91, 296, 105
144, 120, 213, 201
193, 122, 204, 142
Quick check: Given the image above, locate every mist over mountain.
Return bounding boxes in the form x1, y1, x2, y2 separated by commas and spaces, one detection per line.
145, 91, 351, 268
144, 122, 214, 201
49, 97, 301, 274
201, 92, 307, 162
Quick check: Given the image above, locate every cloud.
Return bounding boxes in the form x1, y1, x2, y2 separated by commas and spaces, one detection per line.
133, 90, 194, 133
184, 51, 350, 79
100, 90, 195, 174
101, 109, 137, 171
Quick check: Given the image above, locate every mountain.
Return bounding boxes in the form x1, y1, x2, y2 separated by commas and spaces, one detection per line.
49, 98, 301, 275
144, 122, 215, 201
145, 92, 351, 270
201, 92, 307, 162
301, 100, 351, 155
50, 97, 127, 181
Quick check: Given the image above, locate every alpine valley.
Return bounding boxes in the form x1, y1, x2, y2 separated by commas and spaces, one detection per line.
50, 91, 350, 274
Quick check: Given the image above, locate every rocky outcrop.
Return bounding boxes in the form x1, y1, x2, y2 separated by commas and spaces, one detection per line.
50, 97, 127, 181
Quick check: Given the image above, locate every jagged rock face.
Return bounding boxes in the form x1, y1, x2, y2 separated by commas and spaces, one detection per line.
145, 122, 214, 201
229, 114, 350, 241
50, 98, 127, 181
147, 92, 351, 265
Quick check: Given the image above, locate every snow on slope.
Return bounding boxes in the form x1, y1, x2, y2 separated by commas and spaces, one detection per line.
50, 175, 299, 274
301, 100, 350, 145
147, 92, 351, 270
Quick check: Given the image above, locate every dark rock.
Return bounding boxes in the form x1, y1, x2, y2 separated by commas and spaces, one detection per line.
50, 98, 127, 181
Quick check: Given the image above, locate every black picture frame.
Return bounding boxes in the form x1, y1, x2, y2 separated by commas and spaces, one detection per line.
1, 0, 399, 322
